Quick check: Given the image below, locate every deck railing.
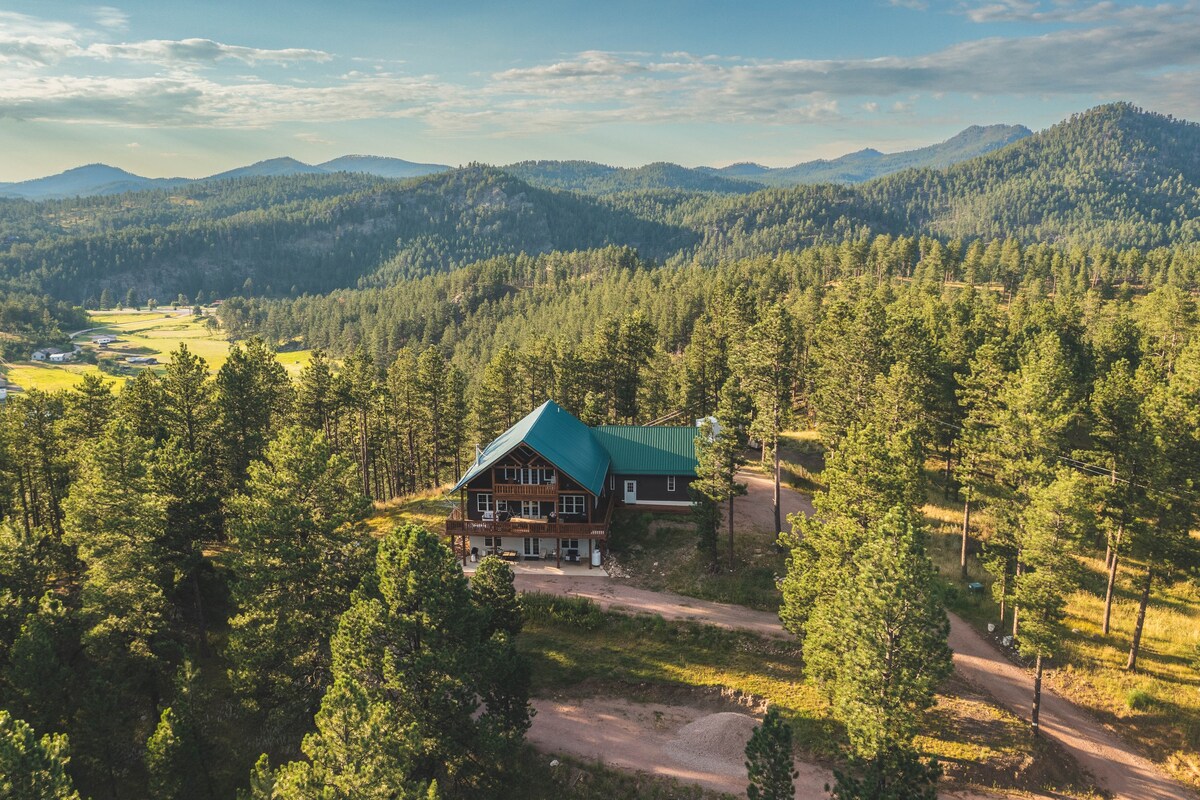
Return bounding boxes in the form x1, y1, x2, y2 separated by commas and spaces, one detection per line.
446, 518, 607, 538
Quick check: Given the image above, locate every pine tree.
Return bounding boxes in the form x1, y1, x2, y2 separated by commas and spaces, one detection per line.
162, 344, 217, 455
226, 426, 373, 722
216, 337, 292, 489
780, 419, 924, 644
1011, 472, 1089, 731
736, 304, 797, 537
294, 349, 337, 440
63, 372, 114, 445
63, 417, 171, 693
471, 555, 522, 638
809, 508, 951, 755
692, 379, 751, 568
0, 711, 81, 800
744, 708, 797, 800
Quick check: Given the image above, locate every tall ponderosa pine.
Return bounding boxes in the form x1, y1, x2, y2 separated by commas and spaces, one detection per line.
1011, 472, 1089, 731
693, 379, 751, 568
780, 419, 924, 644
226, 426, 373, 723
216, 337, 292, 489
736, 304, 796, 537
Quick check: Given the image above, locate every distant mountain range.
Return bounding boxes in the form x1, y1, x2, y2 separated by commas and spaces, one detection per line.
0, 124, 1031, 201
501, 124, 1032, 194
0, 156, 452, 200
706, 124, 1033, 186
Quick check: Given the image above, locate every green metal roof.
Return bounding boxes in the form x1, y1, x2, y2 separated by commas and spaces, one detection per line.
452, 400, 611, 496
591, 425, 699, 476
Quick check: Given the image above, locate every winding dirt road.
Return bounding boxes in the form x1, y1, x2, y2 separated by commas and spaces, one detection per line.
515, 472, 1195, 800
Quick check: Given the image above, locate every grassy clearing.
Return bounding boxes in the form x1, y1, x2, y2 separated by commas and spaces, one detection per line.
367, 488, 458, 537
922, 464, 1200, 791
2, 309, 312, 392
3, 361, 104, 392
521, 593, 1095, 797
607, 509, 784, 611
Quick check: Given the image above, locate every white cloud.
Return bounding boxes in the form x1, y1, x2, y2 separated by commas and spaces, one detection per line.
87, 38, 331, 66
93, 6, 129, 31
2, 3, 1200, 136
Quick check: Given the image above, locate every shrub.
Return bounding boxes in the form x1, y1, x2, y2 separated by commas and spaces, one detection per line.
1126, 687, 1155, 711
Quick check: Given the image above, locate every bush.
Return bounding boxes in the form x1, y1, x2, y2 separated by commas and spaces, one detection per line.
1126, 687, 1155, 711
522, 593, 605, 631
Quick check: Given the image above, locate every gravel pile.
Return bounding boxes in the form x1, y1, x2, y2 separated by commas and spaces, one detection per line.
664, 711, 760, 774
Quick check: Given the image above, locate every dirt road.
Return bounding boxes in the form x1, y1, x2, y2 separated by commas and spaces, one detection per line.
517, 472, 1195, 800
729, 469, 814, 534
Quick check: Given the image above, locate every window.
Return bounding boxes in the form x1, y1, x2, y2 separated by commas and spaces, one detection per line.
484, 536, 502, 549
477, 493, 493, 512
558, 495, 586, 515
559, 538, 580, 550
520, 501, 544, 518
609, 474, 615, 491
667, 476, 676, 492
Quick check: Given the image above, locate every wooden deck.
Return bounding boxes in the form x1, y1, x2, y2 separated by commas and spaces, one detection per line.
446, 491, 614, 539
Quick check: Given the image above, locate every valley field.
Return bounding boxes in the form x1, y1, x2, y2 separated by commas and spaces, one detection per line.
0, 307, 311, 392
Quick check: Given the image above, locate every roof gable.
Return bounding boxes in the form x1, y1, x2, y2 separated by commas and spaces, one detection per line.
591, 425, 699, 476
453, 400, 610, 496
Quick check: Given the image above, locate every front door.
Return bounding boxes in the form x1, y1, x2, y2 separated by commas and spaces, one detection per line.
623, 480, 637, 504
523, 537, 540, 558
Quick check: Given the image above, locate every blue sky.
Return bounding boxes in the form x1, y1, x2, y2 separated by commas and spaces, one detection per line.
1, 0, 1198, 180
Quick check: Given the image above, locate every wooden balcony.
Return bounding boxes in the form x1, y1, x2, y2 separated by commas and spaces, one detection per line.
493, 482, 559, 500
446, 518, 607, 538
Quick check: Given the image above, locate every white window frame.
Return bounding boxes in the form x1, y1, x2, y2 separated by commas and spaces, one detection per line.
559, 538, 581, 551
520, 500, 544, 518
477, 493, 493, 512
609, 474, 615, 491
558, 495, 586, 515
667, 476, 676, 492
523, 537, 540, 556
483, 536, 503, 549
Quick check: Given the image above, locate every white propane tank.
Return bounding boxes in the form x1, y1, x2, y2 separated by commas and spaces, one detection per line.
591, 548, 602, 567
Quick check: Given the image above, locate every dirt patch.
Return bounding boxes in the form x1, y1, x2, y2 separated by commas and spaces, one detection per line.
528, 696, 832, 798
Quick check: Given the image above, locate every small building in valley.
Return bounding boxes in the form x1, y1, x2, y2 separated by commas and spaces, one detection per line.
48, 352, 74, 363
31, 347, 63, 361
447, 400, 699, 569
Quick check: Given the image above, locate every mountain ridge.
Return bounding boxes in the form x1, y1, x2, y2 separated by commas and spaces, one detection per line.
0, 155, 453, 200
0, 123, 1029, 201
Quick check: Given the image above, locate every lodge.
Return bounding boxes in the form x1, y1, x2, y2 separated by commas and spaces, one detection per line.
447, 400, 700, 569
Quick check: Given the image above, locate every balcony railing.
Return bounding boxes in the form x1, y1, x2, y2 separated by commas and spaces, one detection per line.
493, 483, 558, 499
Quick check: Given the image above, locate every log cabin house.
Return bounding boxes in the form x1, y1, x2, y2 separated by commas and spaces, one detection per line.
447, 400, 699, 569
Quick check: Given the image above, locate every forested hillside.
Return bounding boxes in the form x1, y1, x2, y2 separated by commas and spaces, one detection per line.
0, 168, 695, 302
864, 104, 1200, 247
1, 104, 1199, 307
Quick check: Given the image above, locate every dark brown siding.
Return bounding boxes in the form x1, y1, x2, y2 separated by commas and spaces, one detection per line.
613, 474, 694, 503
